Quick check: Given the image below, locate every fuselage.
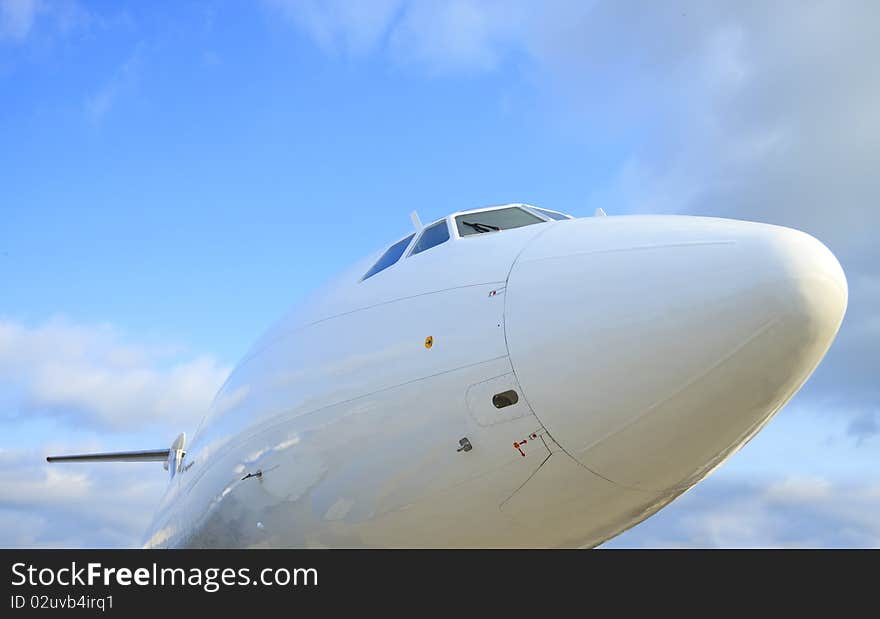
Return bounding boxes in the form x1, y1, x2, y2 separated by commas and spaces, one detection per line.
144, 205, 847, 548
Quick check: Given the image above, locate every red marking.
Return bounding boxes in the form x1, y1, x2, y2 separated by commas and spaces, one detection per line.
489, 290, 497, 297
513, 440, 527, 457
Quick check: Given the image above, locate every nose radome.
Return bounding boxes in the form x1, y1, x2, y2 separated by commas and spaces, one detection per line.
505, 215, 847, 493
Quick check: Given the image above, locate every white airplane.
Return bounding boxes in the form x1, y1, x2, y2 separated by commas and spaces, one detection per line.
48, 204, 848, 548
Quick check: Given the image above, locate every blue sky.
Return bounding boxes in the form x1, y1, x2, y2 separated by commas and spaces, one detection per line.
1, 0, 878, 547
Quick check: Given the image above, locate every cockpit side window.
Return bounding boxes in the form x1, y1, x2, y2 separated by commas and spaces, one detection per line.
362, 233, 415, 280
409, 220, 450, 256
455, 207, 544, 237
531, 207, 571, 221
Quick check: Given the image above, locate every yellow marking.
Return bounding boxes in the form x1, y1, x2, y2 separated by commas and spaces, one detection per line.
424, 336, 433, 349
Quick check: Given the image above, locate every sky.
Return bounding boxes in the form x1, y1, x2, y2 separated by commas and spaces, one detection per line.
0, 0, 877, 548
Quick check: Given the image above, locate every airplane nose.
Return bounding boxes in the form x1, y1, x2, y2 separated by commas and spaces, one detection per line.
505, 216, 847, 492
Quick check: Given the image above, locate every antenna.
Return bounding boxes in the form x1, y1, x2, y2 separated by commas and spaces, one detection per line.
410, 211, 423, 231
47, 432, 187, 479
594, 208, 607, 217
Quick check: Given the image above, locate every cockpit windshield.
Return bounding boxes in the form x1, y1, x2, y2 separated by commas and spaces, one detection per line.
361, 233, 414, 281
455, 206, 545, 237
362, 205, 572, 282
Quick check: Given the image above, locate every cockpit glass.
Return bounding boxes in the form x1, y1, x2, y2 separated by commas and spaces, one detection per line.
409, 220, 450, 255
455, 207, 545, 237
531, 207, 571, 221
362, 233, 415, 280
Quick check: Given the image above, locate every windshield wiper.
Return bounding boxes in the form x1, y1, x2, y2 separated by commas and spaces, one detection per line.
462, 221, 501, 234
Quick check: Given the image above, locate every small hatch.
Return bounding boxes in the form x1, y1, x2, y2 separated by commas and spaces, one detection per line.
492, 390, 519, 409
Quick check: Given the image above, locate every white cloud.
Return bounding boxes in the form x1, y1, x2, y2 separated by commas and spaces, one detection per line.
764, 477, 833, 504
606, 476, 880, 548
0, 317, 230, 431
266, 0, 403, 55
576, 3, 880, 252
388, 0, 526, 73
0, 0, 42, 42
0, 447, 166, 547
0, 0, 94, 44
0, 318, 228, 547
266, 0, 529, 72
266, 0, 878, 247
84, 47, 142, 122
